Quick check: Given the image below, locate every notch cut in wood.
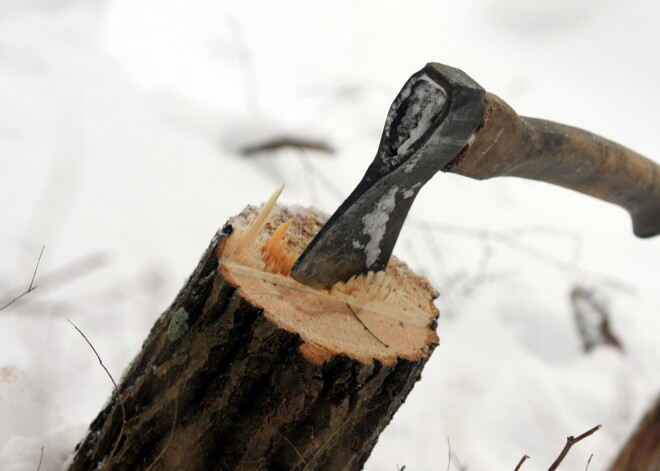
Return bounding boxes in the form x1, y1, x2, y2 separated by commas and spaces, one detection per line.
217, 187, 439, 366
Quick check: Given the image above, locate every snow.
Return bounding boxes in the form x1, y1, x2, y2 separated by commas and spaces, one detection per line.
362, 185, 399, 268
402, 183, 421, 199
388, 74, 447, 157
0, 1, 659, 470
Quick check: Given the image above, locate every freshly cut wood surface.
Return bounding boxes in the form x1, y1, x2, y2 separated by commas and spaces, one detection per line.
218, 188, 439, 365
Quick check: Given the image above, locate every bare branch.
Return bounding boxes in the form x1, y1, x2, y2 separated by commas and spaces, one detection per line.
68, 319, 126, 468
0, 245, 44, 311
548, 425, 602, 471
514, 455, 530, 471
68, 319, 118, 390
408, 218, 632, 291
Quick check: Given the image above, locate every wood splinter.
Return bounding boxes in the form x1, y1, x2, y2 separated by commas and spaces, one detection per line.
68, 188, 440, 471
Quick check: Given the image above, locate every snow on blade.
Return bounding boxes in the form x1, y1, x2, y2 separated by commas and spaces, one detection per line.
388, 75, 447, 157
362, 186, 398, 268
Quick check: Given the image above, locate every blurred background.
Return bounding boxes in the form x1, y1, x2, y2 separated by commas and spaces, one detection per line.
0, 1, 659, 469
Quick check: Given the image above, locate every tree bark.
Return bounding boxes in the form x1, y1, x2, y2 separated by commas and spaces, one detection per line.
68, 198, 439, 471
609, 393, 660, 471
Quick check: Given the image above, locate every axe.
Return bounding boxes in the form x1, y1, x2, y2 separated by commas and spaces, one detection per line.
291, 63, 660, 289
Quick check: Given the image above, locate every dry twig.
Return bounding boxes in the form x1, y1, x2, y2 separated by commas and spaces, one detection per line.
514, 454, 529, 470
241, 137, 334, 156
0, 245, 44, 311
68, 319, 126, 469
548, 425, 602, 471
145, 396, 179, 471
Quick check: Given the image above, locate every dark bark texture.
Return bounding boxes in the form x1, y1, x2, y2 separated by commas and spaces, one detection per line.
609, 393, 660, 471
68, 235, 432, 471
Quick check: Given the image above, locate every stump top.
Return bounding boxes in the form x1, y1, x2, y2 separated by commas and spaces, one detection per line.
218, 190, 439, 365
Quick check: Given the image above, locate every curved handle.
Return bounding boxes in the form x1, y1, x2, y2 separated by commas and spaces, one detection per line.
447, 93, 660, 237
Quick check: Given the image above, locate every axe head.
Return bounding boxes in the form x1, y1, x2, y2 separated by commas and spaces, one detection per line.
290, 63, 485, 289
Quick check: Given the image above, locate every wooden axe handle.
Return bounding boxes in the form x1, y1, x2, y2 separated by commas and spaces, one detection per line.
447, 93, 660, 237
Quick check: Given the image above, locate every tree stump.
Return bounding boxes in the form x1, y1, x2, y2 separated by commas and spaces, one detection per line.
68, 190, 440, 471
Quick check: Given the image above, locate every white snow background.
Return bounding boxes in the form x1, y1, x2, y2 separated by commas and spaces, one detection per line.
1, 1, 659, 470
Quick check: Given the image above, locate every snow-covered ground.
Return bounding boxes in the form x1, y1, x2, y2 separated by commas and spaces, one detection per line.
1, 1, 659, 470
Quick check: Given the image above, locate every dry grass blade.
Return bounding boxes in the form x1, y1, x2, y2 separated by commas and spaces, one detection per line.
585, 453, 594, 471
145, 396, 179, 471
68, 319, 126, 469
36, 445, 44, 471
301, 399, 393, 471
278, 432, 308, 468
548, 425, 602, 471
409, 218, 632, 291
301, 415, 350, 471
0, 245, 44, 311
446, 437, 451, 471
